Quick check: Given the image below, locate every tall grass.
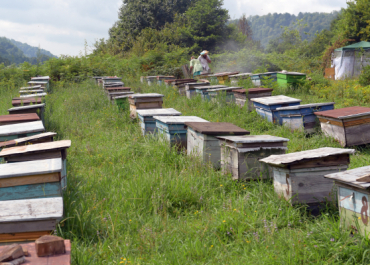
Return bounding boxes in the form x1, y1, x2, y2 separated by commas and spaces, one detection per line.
0, 77, 363, 264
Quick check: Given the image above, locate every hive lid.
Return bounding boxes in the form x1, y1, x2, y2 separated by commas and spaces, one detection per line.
185, 122, 250, 135
325, 166, 370, 189
278, 71, 306, 75
20, 85, 42, 90
217, 135, 289, 143
27, 81, 48, 84
194, 85, 227, 90
214, 72, 239, 77
185, 82, 209, 86
31, 76, 50, 80
314, 106, 370, 119
250, 95, 301, 105
208, 87, 242, 92
20, 93, 47, 98
102, 77, 122, 80
0, 132, 57, 148
129, 93, 164, 98
277, 102, 335, 111
105, 87, 130, 91
248, 88, 274, 94
20, 89, 44, 94
0, 158, 62, 178
8, 103, 45, 111
232, 89, 246, 94
154, 116, 208, 124
0, 197, 63, 223
260, 147, 355, 166
137, 108, 181, 117
108, 92, 133, 96
0, 113, 40, 123
0, 140, 71, 157
229, 73, 252, 78
115, 93, 140, 99
0, 121, 45, 136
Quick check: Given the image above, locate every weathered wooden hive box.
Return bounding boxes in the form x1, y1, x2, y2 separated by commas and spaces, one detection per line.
113, 93, 140, 111
0, 114, 40, 126
208, 87, 242, 103
8, 104, 45, 122
233, 87, 273, 111
154, 116, 208, 149
185, 82, 210, 99
277, 72, 306, 88
27, 81, 49, 90
251, 95, 301, 125
251, 74, 261, 86
214, 72, 239, 84
12, 97, 43, 107
218, 135, 289, 180
0, 140, 71, 189
0, 121, 45, 142
20, 93, 47, 99
137, 108, 182, 135
20, 89, 45, 95
0, 197, 63, 243
260, 147, 355, 205
260, 72, 278, 85
20, 85, 42, 90
314, 107, 370, 147
172, 79, 197, 95
186, 122, 249, 168
129, 93, 164, 119
102, 77, 122, 85
0, 158, 63, 201
325, 166, 370, 238
232, 89, 247, 108
30, 76, 50, 90
108, 91, 134, 102
199, 74, 218, 83
0, 240, 71, 264
146, 76, 158, 86
103, 82, 125, 89
157, 76, 175, 85
104, 87, 131, 95
0, 132, 56, 150
229, 73, 252, 85
277, 102, 335, 133
195, 85, 227, 101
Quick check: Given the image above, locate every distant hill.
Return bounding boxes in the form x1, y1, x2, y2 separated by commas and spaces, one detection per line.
231, 11, 340, 47
10, 39, 57, 58
0, 37, 55, 65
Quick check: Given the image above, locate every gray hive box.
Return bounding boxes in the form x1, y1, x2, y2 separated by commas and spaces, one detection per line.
229, 73, 252, 85
20, 85, 42, 90
154, 116, 208, 149
186, 122, 250, 168
137, 108, 182, 135
20, 89, 44, 95
185, 82, 210, 99
108, 91, 134, 103
0, 121, 45, 142
260, 147, 355, 205
195, 85, 227, 101
218, 135, 289, 180
8, 104, 45, 122
325, 166, 370, 238
129, 93, 164, 119
208, 87, 242, 104
314, 107, 370, 147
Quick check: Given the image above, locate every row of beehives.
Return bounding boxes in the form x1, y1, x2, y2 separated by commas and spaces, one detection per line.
0, 76, 72, 254
130, 75, 370, 238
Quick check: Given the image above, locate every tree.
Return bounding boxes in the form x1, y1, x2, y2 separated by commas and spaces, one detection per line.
238, 14, 253, 40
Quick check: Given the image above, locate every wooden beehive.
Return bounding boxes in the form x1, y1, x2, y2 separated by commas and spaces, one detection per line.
8, 104, 45, 122
0, 158, 63, 201
277, 102, 335, 133
146, 76, 157, 86
0, 140, 71, 189
12, 97, 43, 107
27, 81, 48, 90
113, 93, 140, 112
218, 135, 289, 180
185, 82, 210, 99
0, 121, 45, 142
0, 240, 71, 264
20, 85, 42, 90
0, 114, 40, 126
19, 90, 45, 96
129, 93, 164, 119
0, 132, 56, 150
186, 122, 250, 168
214, 72, 239, 84
157, 76, 175, 85
259, 72, 278, 85
260, 147, 355, 205
108, 92, 134, 103
195, 85, 227, 101
103, 82, 125, 89
251, 74, 262, 86
0, 197, 63, 243
232, 89, 247, 108
325, 166, 370, 238
102, 77, 122, 84
20, 93, 47, 99
229, 73, 252, 85
315, 107, 370, 147
251, 95, 301, 124
154, 116, 208, 149
277, 72, 306, 89
208, 87, 242, 103
137, 108, 182, 135
104, 87, 131, 95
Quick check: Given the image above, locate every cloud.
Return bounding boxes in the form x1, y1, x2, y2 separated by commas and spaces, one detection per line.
1, 0, 347, 56
224, 0, 347, 19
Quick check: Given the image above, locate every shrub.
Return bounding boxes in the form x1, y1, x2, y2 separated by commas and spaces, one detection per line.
359, 65, 370, 86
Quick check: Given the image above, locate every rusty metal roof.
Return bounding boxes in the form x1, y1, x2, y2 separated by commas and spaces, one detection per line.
260, 147, 355, 166
314, 106, 370, 119
0, 114, 40, 123
185, 122, 250, 135
248, 88, 274, 94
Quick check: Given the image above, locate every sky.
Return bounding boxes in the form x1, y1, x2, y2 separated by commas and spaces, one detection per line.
0, 0, 348, 57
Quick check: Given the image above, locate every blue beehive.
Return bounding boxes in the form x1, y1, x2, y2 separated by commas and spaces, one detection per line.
277, 102, 335, 133
251, 95, 301, 125
154, 116, 209, 149
137, 108, 182, 135
260, 72, 278, 85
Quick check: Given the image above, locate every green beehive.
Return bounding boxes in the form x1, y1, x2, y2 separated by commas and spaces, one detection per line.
277, 71, 306, 88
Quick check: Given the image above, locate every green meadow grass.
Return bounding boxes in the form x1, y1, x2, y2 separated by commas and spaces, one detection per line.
2, 79, 370, 264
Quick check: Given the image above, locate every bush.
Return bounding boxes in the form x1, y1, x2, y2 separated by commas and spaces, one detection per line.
359, 65, 370, 86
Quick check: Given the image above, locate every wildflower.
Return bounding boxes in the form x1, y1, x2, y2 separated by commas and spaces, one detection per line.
220, 185, 223, 187
129, 219, 132, 222
359, 217, 361, 220
314, 245, 317, 248
211, 245, 213, 248
330, 238, 335, 242
223, 220, 226, 223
